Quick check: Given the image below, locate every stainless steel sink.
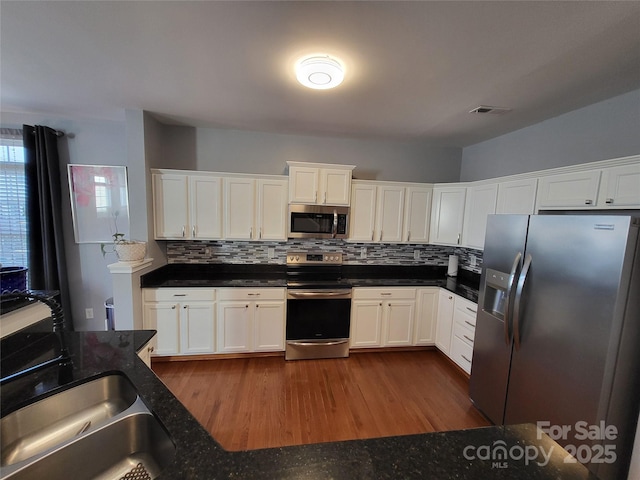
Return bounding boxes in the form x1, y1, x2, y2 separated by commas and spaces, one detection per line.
0, 373, 176, 480
3, 413, 175, 480
1, 374, 138, 467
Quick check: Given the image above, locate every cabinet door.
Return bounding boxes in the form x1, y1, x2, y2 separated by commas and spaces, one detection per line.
190, 176, 222, 239
289, 166, 319, 204
537, 170, 601, 208
496, 178, 538, 214
217, 302, 252, 352
253, 301, 285, 351
321, 168, 352, 206
404, 187, 431, 243
603, 164, 640, 207
414, 288, 438, 345
153, 174, 189, 239
382, 300, 415, 346
143, 303, 180, 355
350, 301, 383, 348
462, 184, 497, 250
180, 303, 215, 354
376, 185, 405, 242
256, 179, 288, 240
430, 187, 466, 246
349, 183, 377, 242
435, 290, 455, 354
224, 178, 256, 240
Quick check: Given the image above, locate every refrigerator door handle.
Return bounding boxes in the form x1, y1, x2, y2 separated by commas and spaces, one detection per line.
513, 253, 532, 351
504, 252, 522, 345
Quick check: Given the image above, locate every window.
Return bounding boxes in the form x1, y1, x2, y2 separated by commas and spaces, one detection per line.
0, 130, 28, 270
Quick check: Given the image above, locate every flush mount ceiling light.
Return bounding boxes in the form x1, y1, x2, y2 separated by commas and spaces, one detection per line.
295, 54, 345, 90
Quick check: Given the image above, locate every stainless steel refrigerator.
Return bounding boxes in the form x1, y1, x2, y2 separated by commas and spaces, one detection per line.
469, 214, 640, 480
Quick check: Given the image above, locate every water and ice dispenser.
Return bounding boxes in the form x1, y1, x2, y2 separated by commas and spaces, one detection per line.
482, 269, 510, 320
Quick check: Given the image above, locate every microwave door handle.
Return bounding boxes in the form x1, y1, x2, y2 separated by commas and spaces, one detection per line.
504, 252, 522, 345
332, 211, 338, 238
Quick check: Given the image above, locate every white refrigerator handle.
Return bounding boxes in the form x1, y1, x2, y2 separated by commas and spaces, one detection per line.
513, 254, 532, 351
504, 252, 522, 345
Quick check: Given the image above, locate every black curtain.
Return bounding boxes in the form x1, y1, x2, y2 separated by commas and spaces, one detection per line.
23, 125, 72, 330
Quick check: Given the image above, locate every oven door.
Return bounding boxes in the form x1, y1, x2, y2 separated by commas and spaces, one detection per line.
285, 289, 352, 360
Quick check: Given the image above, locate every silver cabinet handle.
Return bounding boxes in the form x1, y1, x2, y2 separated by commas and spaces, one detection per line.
380, 292, 392, 296
371, 231, 374, 241
463, 334, 474, 343
332, 211, 338, 238
379, 230, 383, 242
407, 231, 410, 242
605, 198, 614, 204
323, 191, 327, 204
192, 225, 196, 237
585, 199, 593, 205
249, 227, 253, 239
173, 294, 186, 297
182, 225, 185, 238
457, 233, 461, 244
314, 191, 317, 203
461, 355, 471, 363
464, 320, 475, 329
513, 254, 532, 351
465, 307, 476, 313
247, 293, 260, 296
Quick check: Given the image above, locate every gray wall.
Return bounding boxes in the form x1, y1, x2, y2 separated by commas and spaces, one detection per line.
460, 89, 640, 181
1, 111, 128, 331
192, 127, 462, 183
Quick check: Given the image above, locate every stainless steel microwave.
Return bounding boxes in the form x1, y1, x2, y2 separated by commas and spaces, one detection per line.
288, 205, 349, 239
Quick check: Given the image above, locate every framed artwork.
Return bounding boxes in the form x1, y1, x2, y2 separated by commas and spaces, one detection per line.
68, 164, 130, 243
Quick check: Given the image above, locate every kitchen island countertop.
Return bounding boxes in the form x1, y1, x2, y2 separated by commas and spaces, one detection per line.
1, 320, 599, 479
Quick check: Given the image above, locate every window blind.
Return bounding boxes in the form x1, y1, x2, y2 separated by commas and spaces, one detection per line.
0, 129, 28, 270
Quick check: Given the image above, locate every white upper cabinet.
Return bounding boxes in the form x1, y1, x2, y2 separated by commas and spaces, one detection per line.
225, 177, 288, 241
536, 170, 601, 209
349, 181, 432, 244
287, 162, 355, 205
256, 178, 288, 240
403, 186, 432, 243
189, 176, 223, 239
496, 178, 538, 214
601, 164, 640, 208
153, 173, 222, 240
224, 177, 256, 240
376, 185, 405, 242
462, 183, 497, 250
430, 186, 466, 246
349, 183, 378, 242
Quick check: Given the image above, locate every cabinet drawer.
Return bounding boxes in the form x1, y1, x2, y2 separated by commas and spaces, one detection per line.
218, 288, 285, 301
453, 321, 475, 347
451, 335, 473, 374
352, 287, 416, 300
454, 297, 477, 327
143, 288, 216, 302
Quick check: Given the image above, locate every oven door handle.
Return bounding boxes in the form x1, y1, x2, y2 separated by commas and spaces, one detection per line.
287, 339, 349, 347
287, 290, 352, 299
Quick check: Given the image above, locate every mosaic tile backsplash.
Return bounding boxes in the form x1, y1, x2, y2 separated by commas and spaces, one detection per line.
166, 240, 483, 274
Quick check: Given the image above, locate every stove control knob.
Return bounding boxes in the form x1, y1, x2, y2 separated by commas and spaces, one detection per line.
295, 255, 300, 261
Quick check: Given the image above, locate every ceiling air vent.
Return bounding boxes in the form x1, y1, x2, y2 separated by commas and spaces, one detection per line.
469, 105, 512, 115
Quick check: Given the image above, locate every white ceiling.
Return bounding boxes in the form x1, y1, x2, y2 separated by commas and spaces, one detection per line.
1, 1, 639, 147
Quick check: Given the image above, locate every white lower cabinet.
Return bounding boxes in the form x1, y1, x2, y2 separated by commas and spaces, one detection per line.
434, 289, 455, 354
143, 288, 216, 356
350, 288, 416, 348
414, 288, 439, 345
217, 288, 285, 353
449, 296, 477, 374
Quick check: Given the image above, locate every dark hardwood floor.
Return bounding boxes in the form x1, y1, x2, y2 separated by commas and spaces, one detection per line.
152, 350, 490, 451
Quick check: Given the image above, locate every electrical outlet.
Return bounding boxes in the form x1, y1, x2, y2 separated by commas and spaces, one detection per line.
470, 254, 477, 267
360, 247, 367, 259
85, 308, 94, 319
268, 247, 275, 259
414, 250, 420, 260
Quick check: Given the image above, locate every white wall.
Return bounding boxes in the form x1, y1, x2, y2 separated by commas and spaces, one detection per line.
193, 127, 462, 183
460, 89, 640, 181
1, 111, 127, 330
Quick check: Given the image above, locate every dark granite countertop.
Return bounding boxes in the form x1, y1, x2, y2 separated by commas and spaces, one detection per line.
140, 263, 480, 303
0, 320, 598, 479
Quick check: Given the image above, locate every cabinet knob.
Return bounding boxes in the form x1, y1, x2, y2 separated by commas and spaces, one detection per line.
605, 198, 614, 204
171, 305, 176, 309
183, 305, 188, 309
448, 296, 453, 300
585, 199, 593, 205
